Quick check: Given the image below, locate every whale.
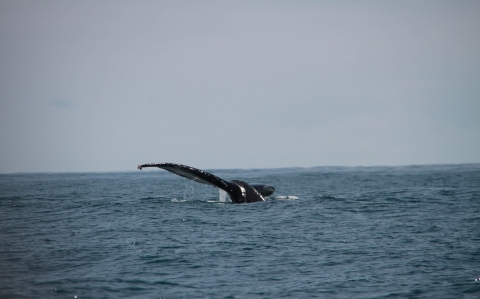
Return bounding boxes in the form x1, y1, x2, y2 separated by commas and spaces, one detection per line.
137, 162, 275, 203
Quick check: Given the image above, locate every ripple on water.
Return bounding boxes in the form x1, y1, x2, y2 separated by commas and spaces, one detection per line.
1, 165, 480, 298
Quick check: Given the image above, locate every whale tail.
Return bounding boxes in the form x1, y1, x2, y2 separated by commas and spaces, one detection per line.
138, 162, 274, 203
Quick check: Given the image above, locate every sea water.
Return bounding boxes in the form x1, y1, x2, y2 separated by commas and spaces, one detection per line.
1, 164, 479, 298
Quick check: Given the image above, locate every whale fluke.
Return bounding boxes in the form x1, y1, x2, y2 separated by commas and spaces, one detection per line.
138, 162, 275, 203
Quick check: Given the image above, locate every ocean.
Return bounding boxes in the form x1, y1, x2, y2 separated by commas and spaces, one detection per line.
1, 164, 479, 298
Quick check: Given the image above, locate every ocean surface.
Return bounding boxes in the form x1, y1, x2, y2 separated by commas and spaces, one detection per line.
1, 164, 480, 298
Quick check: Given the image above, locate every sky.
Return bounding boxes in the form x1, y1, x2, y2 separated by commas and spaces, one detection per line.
1, 0, 479, 173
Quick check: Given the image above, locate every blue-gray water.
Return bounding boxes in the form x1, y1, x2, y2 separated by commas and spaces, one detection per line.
1, 164, 480, 298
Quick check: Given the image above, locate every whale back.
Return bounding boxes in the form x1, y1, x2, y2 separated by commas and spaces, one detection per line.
250, 184, 276, 197
230, 180, 265, 203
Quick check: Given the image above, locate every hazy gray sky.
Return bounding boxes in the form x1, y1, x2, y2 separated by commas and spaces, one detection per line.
1, 0, 479, 173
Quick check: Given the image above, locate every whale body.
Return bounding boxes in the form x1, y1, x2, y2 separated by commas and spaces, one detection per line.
137, 162, 275, 203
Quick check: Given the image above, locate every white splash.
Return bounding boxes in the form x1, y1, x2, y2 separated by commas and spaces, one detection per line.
273, 196, 299, 200
171, 198, 187, 202
219, 189, 228, 202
